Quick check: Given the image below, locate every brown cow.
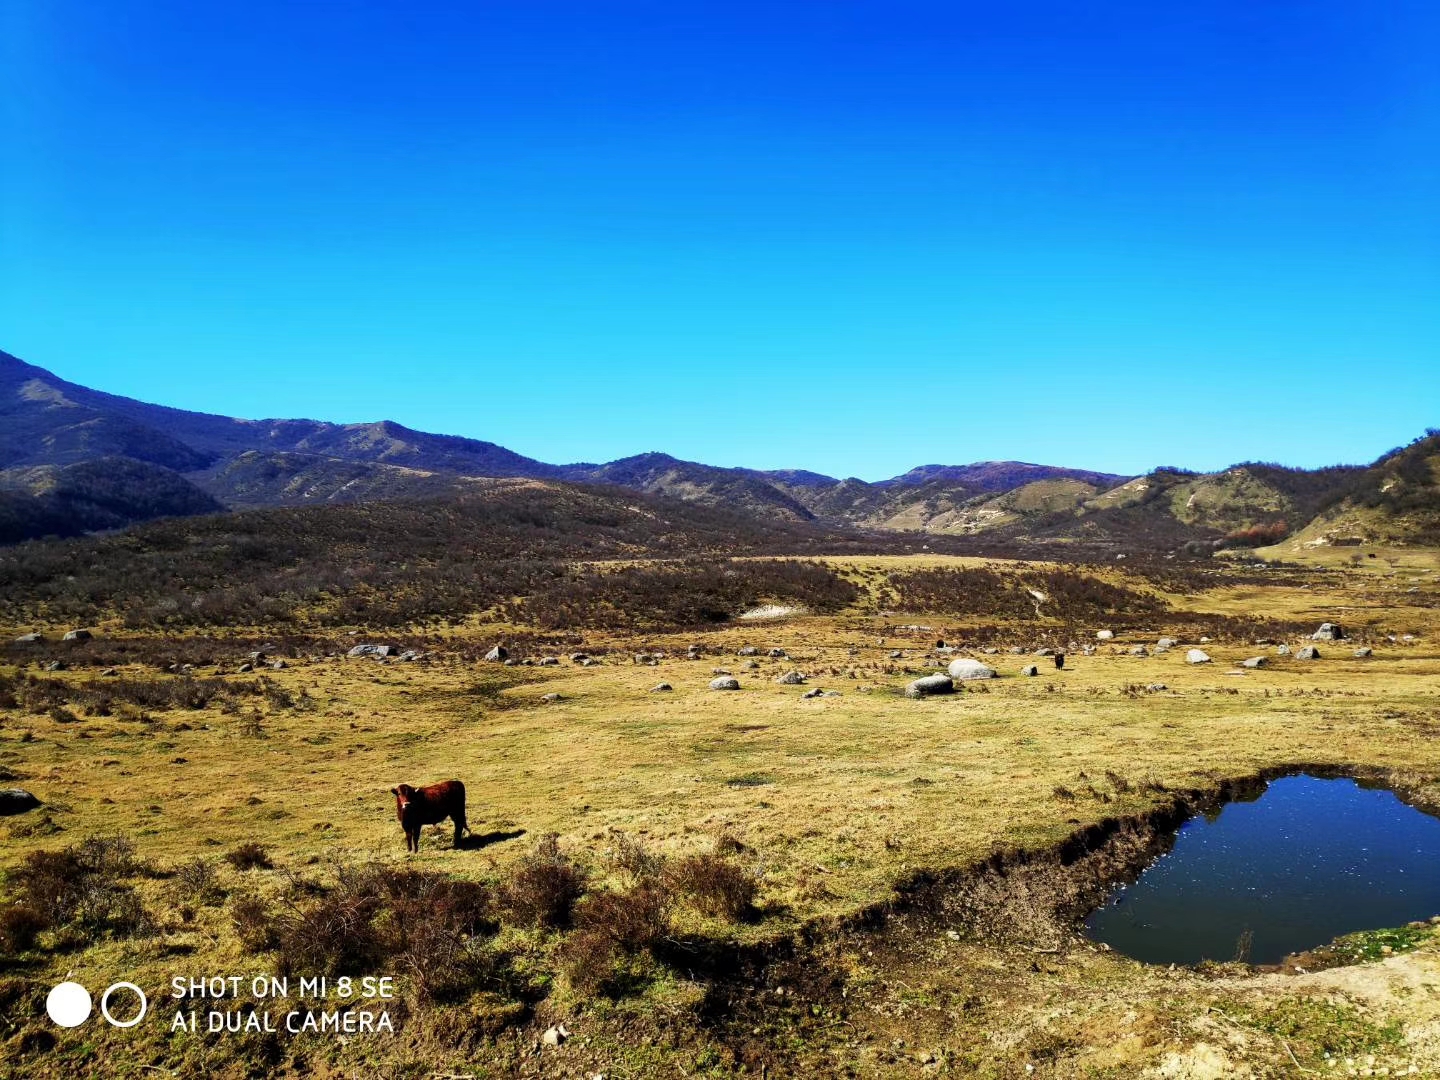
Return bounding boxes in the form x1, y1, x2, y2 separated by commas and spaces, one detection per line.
390, 779, 468, 852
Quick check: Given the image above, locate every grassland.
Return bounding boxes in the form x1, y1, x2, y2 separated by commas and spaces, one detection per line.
2, 553, 1440, 1077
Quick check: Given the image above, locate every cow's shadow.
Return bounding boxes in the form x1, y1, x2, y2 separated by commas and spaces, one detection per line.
456, 828, 526, 851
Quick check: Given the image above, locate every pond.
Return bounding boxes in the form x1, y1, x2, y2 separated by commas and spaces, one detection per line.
1083, 774, 1440, 965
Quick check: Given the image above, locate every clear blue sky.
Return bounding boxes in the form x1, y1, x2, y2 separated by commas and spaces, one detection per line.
2, 1, 1436, 480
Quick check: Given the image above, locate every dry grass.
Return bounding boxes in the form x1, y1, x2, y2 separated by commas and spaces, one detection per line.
1, 553, 1439, 1075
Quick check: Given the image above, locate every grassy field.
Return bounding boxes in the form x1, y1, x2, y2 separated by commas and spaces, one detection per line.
2, 553, 1440, 1077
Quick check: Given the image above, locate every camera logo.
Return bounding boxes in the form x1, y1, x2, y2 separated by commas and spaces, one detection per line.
47, 981, 148, 1029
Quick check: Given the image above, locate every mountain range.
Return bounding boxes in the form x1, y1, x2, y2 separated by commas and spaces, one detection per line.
2, 348, 1436, 552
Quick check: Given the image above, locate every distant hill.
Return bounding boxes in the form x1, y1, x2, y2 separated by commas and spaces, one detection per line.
1, 348, 1434, 552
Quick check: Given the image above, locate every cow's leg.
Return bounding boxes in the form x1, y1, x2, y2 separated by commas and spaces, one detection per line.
407, 827, 419, 853
453, 809, 467, 847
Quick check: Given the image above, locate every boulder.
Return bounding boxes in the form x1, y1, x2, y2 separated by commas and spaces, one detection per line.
1129, 645, 1149, 657
709, 676, 740, 691
1199, 636, 1211, 644
767, 648, 787, 658
238, 663, 253, 673
650, 682, 673, 692
569, 652, 589, 664
711, 667, 732, 676
1157, 637, 1178, 648
0, 789, 40, 815
1033, 648, 1054, 657
347, 644, 395, 658
1312, 622, 1345, 641
1275, 644, 1291, 656
948, 658, 997, 680
889, 650, 904, 659
1008, 646, 1024, 655
1019, 665, 1039, 676
905, 674, 954, 698
1096, 630, 1114, 641
538, 656, 560, 666
540, 692, 562, 703
1297, 646, 1321, 660
62, 629, 92, 642
484, 645, 508, 662
270, 660, 287, 670
737, 646, 759, 656
1146, 683, 1168, 692
45, 660, 65, 672
775, 670, 806, 685
1186, 649, 1212, 665
13, 633, 42, 644
1241, 657, 1266, 669
1353, 647, 1373, 658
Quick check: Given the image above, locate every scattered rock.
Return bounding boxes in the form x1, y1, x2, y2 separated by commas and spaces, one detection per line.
1186, 649, 1212, 665
1199, 636, 1211, 644
0, 789, 41, 815
803, 687, 839, 699
540, 693, 563, 703
767, 648, 787, 658
1096, 630, 1114, 641
650, 683, 673, 692
1276, 644, 1291, 656
737, 646, 759, 657
542, 1024, 570, 1047
45, 660, 65, 672
569, 652, 589, 664
712, 667, 732, 676
889, 649, 904, 659
13, 632, 42, 644
270, 660, 287, 670
1157, 637, 1178, 648
484, 645, 508, 662
1312, 622, 1345, 641
1353, 647, 1373, 658
1033, 647, 1054, 657
775, 670, 806, 685
1297, 646, 1321, 660
906, 674, 954, 698
1146, 683, 1168, 692
947, 658, 997, 680
1008, 646, 1024, 654
62, 629, 93, 642
1019, 665, 1039, 676
101, 667, 117, 677
1129, 645, 1149, 657
538, 657, 560, 666
1240, 657, 1266, 669
238, 663, 253, 673
709, 676, 740, 691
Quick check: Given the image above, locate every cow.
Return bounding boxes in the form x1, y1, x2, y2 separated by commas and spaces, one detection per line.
390, 779, 468, 852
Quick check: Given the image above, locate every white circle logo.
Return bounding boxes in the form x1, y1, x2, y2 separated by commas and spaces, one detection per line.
46, 982, 92, 1028
100, 982, 147, 1028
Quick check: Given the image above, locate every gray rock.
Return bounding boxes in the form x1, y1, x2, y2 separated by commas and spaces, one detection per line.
1241, 656, 1266, 669
101, 667, 117, 677
650, 682, 673, 692
13, 633, 42, 644
948, 658, 997, 680
767, 648, 787, 658
889, 650, 903, 659
1157, 637, 1178, 648
1199, 636, 1211, 644
62, 629, 92, 642
1312, 622, 1345, 641
1147, 683, 1168, 692
1033, 648, 1054, 657
1096, 630, 1114, 641
484, 645, 508, 662
1276, 644, 1291, 656
1297, 645, 1321, 660
709, 676, 741, 691
905, 674, 954, 698
1019, 665, 1039, 676
538, 656, 560, 666
743, 660, 760, 670
737, 646, 759, 657
1353, 647, 1373, 658
45, 660, 65, 672
270, 660, 287, 670
1185, 649, 1212, 664
712, 667, 732, 676
1008, 646, 1024, 655
0, 789, 40, 815
569, 652, 589, 663
347, 644, 395, 658
1129, 645, 1149, 657
542, 1025, 570, 1047
776, 670, 806, 685
540, 692, 563, 703
238, 663, 253, 673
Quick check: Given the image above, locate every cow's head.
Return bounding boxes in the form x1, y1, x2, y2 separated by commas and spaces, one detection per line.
391, 784, 416, 820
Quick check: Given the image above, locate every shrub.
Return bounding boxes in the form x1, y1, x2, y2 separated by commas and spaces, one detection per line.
225, 842, 273, 872
231, 894, 280, 953
500, 835, 588, 930
668, 852, 759, 921
173, 858, 223, 905
563, 883, 672, 996
0, 904, 48, 952
8, 835, 148, 940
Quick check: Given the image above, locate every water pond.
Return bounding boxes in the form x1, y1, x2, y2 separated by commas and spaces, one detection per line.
1083, 774, 1440, 965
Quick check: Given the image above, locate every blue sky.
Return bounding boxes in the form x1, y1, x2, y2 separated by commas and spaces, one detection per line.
2, 1, 1436, 480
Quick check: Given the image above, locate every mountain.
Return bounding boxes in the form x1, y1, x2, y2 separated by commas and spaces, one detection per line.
1, 349, 1434, 552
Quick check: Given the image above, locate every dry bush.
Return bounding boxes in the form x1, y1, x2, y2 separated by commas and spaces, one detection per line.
225, 842, 273, 871
563, 883, 673, 996
231, 893, 280, 953
500, 835, 588, 930
668, 852, 759, 922
0, 904, 48, 952
7, 835, 149, 941
173, 857, 223, 905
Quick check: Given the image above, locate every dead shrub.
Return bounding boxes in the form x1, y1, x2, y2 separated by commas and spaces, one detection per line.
173, 858, 223, 905
231, 893, 280, 953
668, 852, 758, 921
0, 904, 48, 952
225, 842, 273, 871
500, 835, 587, 930
8, 835, 149, 940
563, 883, 672, 996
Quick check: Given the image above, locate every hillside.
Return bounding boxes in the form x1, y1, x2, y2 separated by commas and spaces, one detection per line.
1, 349, 1434, 553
